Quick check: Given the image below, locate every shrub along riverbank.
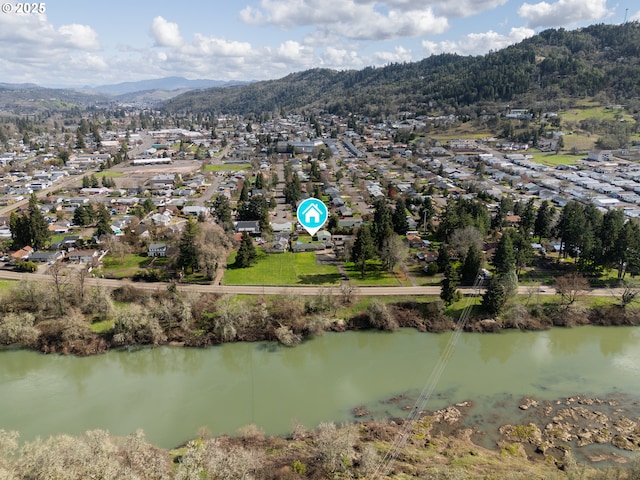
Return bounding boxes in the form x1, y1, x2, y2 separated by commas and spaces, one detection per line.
1, 396, 639, 479
0, 279, 639, 356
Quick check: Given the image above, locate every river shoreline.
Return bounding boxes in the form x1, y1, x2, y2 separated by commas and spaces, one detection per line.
18, 297, 640, 356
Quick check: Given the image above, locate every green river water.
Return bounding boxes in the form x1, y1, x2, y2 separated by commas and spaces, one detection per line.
1, 326, 639, 449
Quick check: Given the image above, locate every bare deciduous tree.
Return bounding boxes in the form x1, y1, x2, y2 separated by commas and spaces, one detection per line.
449, 226, 484, 259
555, 273, 590, 306
49, 262, 69, 316
315, 422, 357, 474
340, 281, 358, 305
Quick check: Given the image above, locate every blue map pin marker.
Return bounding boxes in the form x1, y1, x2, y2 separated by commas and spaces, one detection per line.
296, 198, 328, 236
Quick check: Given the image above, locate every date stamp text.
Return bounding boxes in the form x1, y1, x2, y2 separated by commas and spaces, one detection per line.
2, 3, 46, 14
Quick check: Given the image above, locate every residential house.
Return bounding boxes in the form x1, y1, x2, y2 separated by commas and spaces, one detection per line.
183, 205, 209, 217
147, 243, 168, 258
10, 246, 33, 261
151, 211, 172, 226
269, 237, 289, 253
406, 234, 425, 248
271, 221, 293, 233
316, 230, 332, 242
30, 251, 64, 263
235, 220, 261, 235
67, 249, 100, 263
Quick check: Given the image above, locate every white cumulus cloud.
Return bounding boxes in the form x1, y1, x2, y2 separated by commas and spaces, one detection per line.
241, 0, 449, 40
422, 27, 535, 56
150, 16, 184, 47
58, 24, 100, 50
517, 0, 611, 28
631, 10, 640, 22
371, 45, 413, 64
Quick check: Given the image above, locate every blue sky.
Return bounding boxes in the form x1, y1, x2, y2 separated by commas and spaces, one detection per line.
0, 0, 638, 87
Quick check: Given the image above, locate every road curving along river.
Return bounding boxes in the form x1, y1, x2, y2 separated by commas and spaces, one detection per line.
1, 326, 639, 449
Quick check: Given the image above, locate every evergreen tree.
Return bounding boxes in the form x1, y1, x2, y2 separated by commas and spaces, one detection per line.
598, 209, 625, 269
511, 230, 534, 275
372, 198, 394, 252
27, 194, 50, 250
95, 204, 112, 237
440, 260, 459, 306
492, 232, 516, 275
213, 195, 232, 228
436, 243, 451, 273
555, 200, 585, 259
254, 172, 264, 190
460, 243, 484, 285
309, 161, 321, 181
177, 219, 199, 274
351, 224, 376, 278
238, 195, 270, 232
142, 197, 155, 214
239, 181, 249, 202
9, 211, 31, 249
392, 197, 409, 235
73, 204, 94, 227
284, 174, 301, 208
75, 128, 85, 149
481, 275, 508, 315
534, 200, 554, 242
518, 198, 536, 236
234, 232, 257, 268
419, 197, 435, 232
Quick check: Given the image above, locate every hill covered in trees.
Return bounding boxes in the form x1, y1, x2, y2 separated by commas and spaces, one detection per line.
163, 22, 640, 117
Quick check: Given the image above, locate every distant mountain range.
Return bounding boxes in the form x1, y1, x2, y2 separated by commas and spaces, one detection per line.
0, 76, 251, 112
81, 76, 250, 96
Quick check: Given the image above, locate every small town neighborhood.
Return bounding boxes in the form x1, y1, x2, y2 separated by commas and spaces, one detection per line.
1, 105, 640, 289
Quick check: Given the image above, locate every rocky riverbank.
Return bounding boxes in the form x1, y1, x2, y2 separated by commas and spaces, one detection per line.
349, 393, 640, 471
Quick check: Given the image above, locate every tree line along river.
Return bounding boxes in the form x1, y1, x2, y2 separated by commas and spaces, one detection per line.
1, 326, 639, 449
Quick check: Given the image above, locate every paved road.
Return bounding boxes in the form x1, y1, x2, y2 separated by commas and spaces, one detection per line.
0, 268, 624, 299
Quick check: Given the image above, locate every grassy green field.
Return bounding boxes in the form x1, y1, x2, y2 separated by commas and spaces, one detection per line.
562, 105, 632, 123
561, 132, 596, 151
95, 171, 125, 178
343, 260, 412, 286
204, 164, 250, 172
529, 152, 581, 166
223, 250, 341, 285
98, 254, 151, 279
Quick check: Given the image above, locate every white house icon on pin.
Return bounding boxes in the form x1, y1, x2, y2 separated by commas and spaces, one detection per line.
297, 198, 328, 236
302, 203, 322, 225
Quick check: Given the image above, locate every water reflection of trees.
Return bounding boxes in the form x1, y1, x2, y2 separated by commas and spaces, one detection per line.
110, 346, 210, 377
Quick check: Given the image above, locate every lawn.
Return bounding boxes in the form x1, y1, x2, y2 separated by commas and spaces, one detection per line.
204, 164, 250, 172
95, 171, 125, 178
409, 265, 441, 286
99, 254, 151, 279
223, 250, 341, 285
529, 152, 581, 166
343, 260, 413, 286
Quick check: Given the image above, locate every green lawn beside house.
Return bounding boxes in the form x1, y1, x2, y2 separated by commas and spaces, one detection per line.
223, 250, 341, 285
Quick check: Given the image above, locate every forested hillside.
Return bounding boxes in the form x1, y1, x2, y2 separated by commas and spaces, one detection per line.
163, 22, 640, 116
